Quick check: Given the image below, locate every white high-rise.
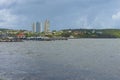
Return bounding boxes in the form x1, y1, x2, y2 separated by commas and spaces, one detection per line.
32, 22, 42, 33
44, 19, 50, 33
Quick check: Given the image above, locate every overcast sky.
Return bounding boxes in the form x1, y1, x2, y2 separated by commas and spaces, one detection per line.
0, 0, 120, 30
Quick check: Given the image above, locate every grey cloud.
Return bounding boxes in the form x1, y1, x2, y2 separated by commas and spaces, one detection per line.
1, 0, 120, 30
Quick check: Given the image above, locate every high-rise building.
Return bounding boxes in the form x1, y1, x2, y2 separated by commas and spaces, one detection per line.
32, 22, 42, 33
44, 19, 50, 33
36, 22, 41, 32
32, 22, 36, 33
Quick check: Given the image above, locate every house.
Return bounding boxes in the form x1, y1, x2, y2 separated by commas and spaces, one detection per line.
17, 33, 26, 38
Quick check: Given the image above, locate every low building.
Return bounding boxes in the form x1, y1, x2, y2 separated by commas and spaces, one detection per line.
17, 33, 26, 38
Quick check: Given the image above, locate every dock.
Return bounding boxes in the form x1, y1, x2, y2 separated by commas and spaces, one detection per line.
24, 37, 68, 41
0, 38, 23, 42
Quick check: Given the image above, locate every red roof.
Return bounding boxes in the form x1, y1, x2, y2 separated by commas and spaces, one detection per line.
17, 33, 25, 38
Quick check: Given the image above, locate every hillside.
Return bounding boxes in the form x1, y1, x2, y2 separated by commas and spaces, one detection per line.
61, 29, 120, 38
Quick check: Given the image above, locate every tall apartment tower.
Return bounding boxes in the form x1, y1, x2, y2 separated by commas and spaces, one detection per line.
32, 22, 42, 33
36, 22, 41, 32
44, 19, 50, 33
32, 22, 36, 33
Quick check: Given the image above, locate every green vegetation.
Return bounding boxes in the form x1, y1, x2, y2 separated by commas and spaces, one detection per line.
0, 28, 120, 38
60, 29, 120, 38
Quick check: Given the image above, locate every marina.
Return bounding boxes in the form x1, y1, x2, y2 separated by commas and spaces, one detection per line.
0, 38, 23, 42
24, 37, 68, 41
0, 36, 68, 42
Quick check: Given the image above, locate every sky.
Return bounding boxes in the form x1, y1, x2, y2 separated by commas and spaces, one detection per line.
0, 0, 120, 30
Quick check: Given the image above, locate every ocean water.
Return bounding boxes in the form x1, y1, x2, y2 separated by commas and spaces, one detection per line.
0, 39, 120, 80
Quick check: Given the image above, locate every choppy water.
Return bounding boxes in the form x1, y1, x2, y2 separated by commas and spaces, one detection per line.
0, 39, 120, 80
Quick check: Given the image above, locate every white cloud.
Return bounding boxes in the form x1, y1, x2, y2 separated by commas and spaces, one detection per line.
0, 0, 27, 29
112, 11, 120, 20
0, 9, 19, 28
0, 9, 27, 29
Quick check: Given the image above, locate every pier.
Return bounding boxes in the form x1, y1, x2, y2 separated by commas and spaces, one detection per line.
24, 37, 68, 41
0, 38, 23, 42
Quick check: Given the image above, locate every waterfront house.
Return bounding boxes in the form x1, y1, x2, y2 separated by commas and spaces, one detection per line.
17, 33, 26, 38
